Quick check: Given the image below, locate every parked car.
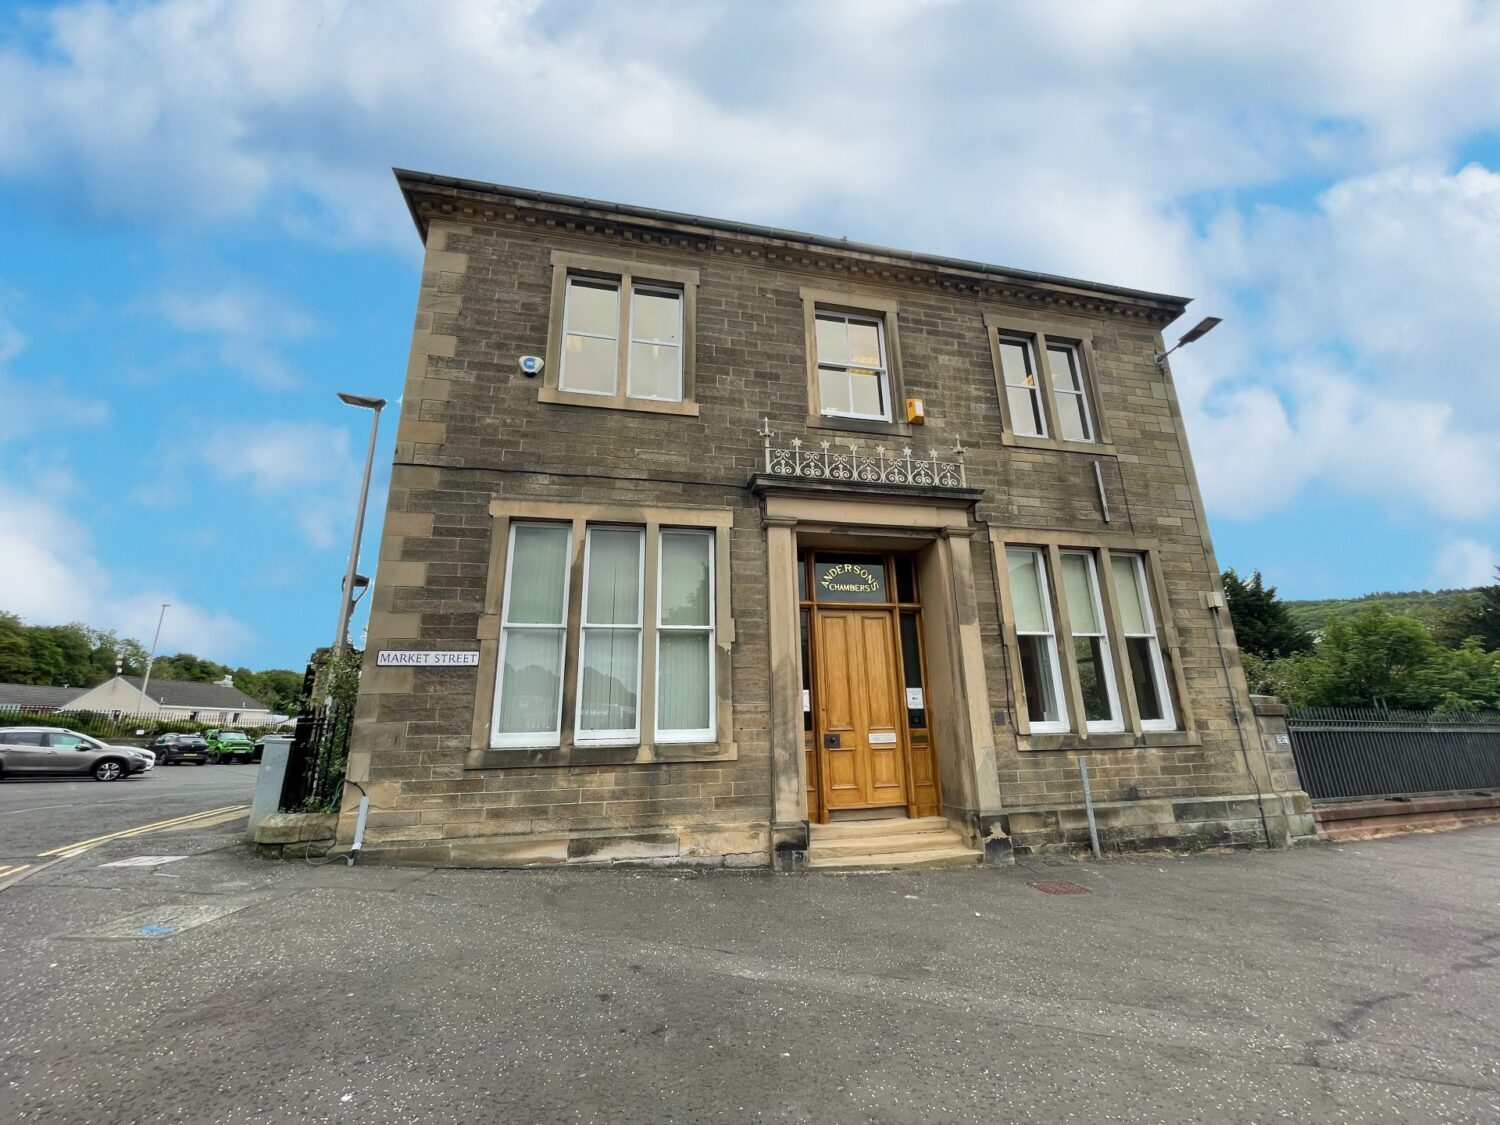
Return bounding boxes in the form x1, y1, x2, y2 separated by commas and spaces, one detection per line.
146, 732, 214, 765
204, 729, 257, 764
0, 727, 152, 781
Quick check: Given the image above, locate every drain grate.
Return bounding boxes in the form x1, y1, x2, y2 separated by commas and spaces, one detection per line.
1028, 879, 1093, 895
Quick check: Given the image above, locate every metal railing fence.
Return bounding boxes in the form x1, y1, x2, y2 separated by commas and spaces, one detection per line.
1287, 706, 1500, 802
0, 707, 283, 743
278, 700, 355, 812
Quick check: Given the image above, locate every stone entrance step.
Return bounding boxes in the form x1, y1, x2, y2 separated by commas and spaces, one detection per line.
807, 816, 981, 870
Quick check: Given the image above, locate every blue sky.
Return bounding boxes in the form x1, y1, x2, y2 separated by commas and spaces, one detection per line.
2, 0, 1499, 670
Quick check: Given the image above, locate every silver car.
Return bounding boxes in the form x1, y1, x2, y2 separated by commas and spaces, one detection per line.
0, 727, 153, 782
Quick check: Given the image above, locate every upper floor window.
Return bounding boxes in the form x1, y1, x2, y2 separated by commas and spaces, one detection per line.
560, 276, 684, 403
814, 311, 891, 422
985, 314, 1108, 449
542, 251, 700, 417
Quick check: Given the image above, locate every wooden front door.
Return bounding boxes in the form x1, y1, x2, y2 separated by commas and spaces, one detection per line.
814, 607, 909, 810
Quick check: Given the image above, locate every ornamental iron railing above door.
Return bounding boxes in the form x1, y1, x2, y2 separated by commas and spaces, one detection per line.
759, 418, 966, 488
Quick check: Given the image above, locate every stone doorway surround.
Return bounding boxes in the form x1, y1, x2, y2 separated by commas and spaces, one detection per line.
751, 474, 1009, 869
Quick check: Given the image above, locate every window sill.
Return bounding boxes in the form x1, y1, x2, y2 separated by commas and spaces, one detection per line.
1020, 731, 1200, 753
465, 739, 736, 770
807, 415, 913, 439
1002, 433, 1117, 457
539, 385, 700, 417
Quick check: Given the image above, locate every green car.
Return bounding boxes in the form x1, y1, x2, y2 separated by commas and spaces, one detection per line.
204, 729, 257, 764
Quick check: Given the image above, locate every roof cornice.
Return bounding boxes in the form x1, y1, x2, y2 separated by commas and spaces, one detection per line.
394, 169, 1191, 326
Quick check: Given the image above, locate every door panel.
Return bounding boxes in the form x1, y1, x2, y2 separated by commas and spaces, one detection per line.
815, 608, 909, 810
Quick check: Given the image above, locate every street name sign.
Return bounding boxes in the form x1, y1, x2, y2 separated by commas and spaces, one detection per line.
376, 650, 480, 667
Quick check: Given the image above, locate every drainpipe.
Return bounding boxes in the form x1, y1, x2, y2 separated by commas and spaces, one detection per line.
1208, 602, 1274, 848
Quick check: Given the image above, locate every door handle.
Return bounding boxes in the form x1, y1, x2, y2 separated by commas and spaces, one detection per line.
823, 733, 840, 749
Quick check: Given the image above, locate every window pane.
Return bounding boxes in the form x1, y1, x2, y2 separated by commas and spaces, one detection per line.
1047, 345, 1080, 392
847, 320, 882, 368
1006, 549, 1049, 633
657, 632, 710, 733
818, 366, 852, 415
1111, 556, 1149, 634
629, 341, 681, 401
1127, 636, 1165, 722
815, 315, 848, 366
1007, 386, 1044, 437
585, 529, 641, 625
562, 334, 617, 394
1017, 634, 1062, 724
496, 630, 564, 735
1056, 392, 1090, 442
565, 278, 619, 336
578, 629, 639, 733
1062, 553, 1101, 633
894, 555, 916, 604
848, 369, 885, 417
631, 289, 680, 344
1074, 635, 1112, 722
998, 339, 1035, 387
507, 525, 569, 624
814, 554, 888, 602
660, 532, 711, 626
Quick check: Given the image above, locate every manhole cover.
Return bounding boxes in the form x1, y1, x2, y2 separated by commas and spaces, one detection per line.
1028, 879, 1093, 895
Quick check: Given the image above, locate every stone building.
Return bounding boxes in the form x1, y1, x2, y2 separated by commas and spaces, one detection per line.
343, 168, 1313, 868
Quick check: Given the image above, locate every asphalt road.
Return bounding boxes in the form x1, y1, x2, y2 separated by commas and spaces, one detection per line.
0, 762, 258, 872
1, 821, 1499, 1123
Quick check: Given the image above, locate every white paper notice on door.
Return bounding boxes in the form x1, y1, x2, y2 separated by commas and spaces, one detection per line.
802, 689, 811, 712
906, 688, 924, 709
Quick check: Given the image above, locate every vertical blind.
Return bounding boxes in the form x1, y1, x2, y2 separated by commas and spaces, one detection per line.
578, 528, 642, 738
496, 524, 571, 739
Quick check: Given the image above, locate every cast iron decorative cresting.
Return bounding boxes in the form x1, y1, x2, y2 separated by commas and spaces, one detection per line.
759, 417, 966, 488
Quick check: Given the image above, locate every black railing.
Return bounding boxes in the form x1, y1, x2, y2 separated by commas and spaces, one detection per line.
278, 701, 355, 812
1287, 706, 1500, 802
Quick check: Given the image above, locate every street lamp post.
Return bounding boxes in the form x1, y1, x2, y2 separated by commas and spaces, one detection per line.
333, 392, 387, 655
1154, 316, 1222, 370
139, 602, 170, 703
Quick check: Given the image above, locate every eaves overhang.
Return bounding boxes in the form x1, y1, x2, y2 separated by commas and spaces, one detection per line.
394, 167, 1193, 325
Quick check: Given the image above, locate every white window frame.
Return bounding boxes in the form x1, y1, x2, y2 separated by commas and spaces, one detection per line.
997, 333, 1049, 439
625, 285, 684, 403
558, 276, 622, 397
654, 528, 716, 744
815, 311, 892, 422
1008, 546, 1070, 735
1061, 550, 1124, 734
492, 522, 573, 749
1046, 342, 1095, 443
1112, 553, 1176, 732
572, 525, 645, 746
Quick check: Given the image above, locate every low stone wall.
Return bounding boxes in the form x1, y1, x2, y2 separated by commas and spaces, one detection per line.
1001, 791, 1315, 856
1313, 794, 1500, 843
358, 821, 771, 869
252, 812, 340, 859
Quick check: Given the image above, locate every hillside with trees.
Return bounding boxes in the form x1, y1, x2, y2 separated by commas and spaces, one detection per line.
1228, 569, 1500, 711
0, 612, 304, 714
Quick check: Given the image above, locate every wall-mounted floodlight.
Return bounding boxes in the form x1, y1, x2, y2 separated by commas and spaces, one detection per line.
1155, 316, 1222, 368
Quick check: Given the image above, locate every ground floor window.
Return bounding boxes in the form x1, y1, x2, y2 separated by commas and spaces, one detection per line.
998, 536, 1183, 738
485, 504, 729, 756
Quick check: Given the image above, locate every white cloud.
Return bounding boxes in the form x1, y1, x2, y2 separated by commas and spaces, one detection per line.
1432, 539, 1500, 589
152, 286, 314, 389
201, 420, 360, 549
0, 477, 254, 660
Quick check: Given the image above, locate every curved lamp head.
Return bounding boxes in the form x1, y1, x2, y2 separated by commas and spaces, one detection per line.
1155, 316, 1222, 368
337, 392, 386, 410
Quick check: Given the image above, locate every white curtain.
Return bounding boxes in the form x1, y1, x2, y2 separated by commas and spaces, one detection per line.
1006, 549, 1049, 633
578, 529, 641, 734
658, 532, 712, 735
496, 524, 570, 737
1062, 553, 1101, 633
1111, 556, 1149, 634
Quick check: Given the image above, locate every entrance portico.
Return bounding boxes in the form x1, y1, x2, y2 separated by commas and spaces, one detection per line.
754, 474, 1010, 869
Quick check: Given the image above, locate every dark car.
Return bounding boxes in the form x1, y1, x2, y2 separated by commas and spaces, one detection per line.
147, 732, 214, 765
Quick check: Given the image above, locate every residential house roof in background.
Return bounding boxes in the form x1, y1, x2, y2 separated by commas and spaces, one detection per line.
0, 683, 89, 709
118, 676, 267, 711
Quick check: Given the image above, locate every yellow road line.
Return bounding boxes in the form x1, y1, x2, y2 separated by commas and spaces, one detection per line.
37, 805, 249, 857
157, 808, 250, 832
0, 863, 33, 881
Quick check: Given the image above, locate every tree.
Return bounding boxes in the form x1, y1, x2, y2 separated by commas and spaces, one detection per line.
1222, 569, 1314, 659
1300, 607, 1439, 708
1400, 640, 1500, 712
1432, 567, 1500, 652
